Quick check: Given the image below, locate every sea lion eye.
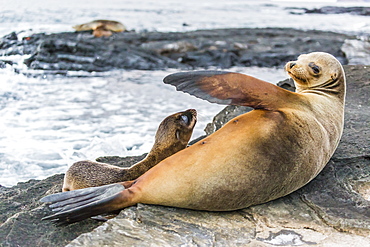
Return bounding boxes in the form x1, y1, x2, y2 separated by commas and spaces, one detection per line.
180, 115, 189, 125
309, 62, 320, 74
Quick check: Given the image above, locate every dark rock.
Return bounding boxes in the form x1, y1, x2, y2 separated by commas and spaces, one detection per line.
306, 6, 370, 16
0, 60, 14, 69
0, 28, 354, 72
204, 105, 252, 135
0, 32, 18, 50
0, 65, 369, 246
0, 174, 104, 247
277, 78, 295, 92
288, 6, 370, 16
22, 33, 187, 72
0, 156, 147, 247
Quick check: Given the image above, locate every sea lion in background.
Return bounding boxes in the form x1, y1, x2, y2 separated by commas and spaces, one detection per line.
41, 52, 346, 224
73, 20, 126, 37
62, 109, 197, 191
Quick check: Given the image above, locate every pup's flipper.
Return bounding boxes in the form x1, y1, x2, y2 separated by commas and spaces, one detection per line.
164, 71, 295, 110
41, 183, 125, 225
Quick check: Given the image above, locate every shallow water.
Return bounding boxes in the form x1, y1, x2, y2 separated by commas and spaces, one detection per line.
1, 0, 369, 187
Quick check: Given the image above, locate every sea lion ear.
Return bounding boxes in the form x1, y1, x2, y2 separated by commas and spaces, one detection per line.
331, 73, 338, 80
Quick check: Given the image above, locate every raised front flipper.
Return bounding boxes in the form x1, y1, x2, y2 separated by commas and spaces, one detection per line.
164, 71, 296, 110
41, 183, 126, 225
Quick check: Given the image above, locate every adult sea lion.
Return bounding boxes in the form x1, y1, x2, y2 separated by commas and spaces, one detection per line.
41, 52, 346, 224
63, 109, 197, 191
73, 20, 126, 37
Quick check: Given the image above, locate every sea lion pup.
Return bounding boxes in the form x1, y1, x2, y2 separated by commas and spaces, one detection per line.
73, 20, 126, 37
63, 109, 197, 191
41, 52, 346, 225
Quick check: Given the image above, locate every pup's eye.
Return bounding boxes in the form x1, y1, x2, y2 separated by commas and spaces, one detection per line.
180, 115, 189, 125
309, 62, 320, 74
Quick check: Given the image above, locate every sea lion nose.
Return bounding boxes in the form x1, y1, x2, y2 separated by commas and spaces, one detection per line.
289, 62, 296, 69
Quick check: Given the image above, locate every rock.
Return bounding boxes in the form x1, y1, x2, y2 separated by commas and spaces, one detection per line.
0, 174, 104, 247
276, 78, 295, 91
0, 155, 145, 247
22, 33, 187, 72
288, 6, 370, 16
0, 60, 14, 69
139, 40, 197, 54
0, 60, 6, 69
204, 105, 252, 135
0, 28, 355, 72
68, 204, 257, 247
0, 65, 369, 246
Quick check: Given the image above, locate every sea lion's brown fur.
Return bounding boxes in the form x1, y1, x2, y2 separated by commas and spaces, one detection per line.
62, 109, 197, 191
73, 20, 126, 37
41, 52, 346, 224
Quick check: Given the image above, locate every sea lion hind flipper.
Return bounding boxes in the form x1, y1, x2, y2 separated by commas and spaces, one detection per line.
163, 70, 293, 109
41, 183, 125, 225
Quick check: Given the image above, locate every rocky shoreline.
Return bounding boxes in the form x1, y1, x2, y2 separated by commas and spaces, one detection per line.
0, 64, 369, 246
0, 27, 360, 73
287, 5, 370, 16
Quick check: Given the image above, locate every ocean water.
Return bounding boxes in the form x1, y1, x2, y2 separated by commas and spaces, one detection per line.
0, 0, 369, 187
1, 0, 370, 36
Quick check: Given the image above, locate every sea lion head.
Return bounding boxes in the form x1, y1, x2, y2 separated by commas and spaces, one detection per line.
73, 23, 95, 31
285, 52, 345, 95
153, 109, 197, 155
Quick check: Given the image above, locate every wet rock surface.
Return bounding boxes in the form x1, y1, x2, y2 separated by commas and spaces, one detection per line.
0, 155, 145, 247
1, 65, 368, 246
288, 6, 370, 16
0, 28, 354, 72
